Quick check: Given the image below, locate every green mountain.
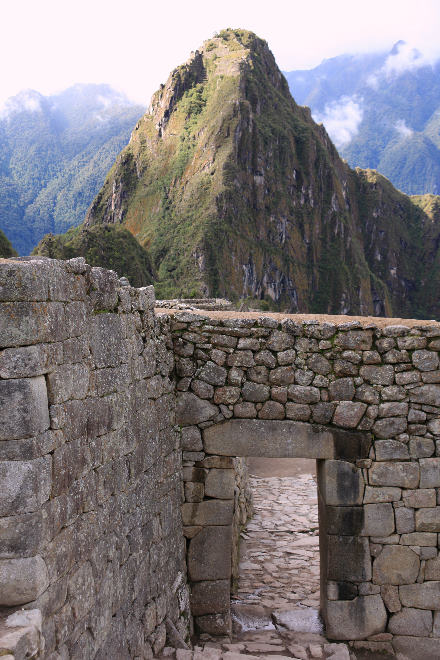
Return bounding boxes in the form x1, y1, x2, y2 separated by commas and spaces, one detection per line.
0, 84, 143, 254
0, 229, 17, 258
285, 42, 440, 195
43, 29, 440, 318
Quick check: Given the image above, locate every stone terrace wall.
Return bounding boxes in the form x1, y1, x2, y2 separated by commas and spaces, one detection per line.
0, 258, 190, 660
168, 310, 440, 656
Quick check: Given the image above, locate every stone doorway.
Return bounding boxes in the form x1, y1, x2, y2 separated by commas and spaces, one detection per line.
186, 419, 376, 641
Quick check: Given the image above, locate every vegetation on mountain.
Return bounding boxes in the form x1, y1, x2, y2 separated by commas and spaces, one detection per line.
33, 224, 154, 287
0, 229, 17, 258
46, 29, 440, 318
285, 43, 440, 195
0, 85, 143, 254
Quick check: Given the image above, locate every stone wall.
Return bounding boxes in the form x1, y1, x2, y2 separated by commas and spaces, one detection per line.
0, 258, 190, 659
169, 310, 440, 654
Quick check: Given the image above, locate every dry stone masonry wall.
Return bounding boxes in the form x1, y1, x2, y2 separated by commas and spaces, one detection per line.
168, 310, 440, 657
0, 258, 190, 660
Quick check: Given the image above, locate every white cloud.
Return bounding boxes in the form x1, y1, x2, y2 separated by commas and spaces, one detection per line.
314, 96, 363, 147
368, 40, 438, 88
0, 90, 42, 120
395, 119, 413, 138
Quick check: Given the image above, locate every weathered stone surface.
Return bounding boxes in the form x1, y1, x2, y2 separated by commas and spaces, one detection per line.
362, 503, 395, 537
363, 486, 401, 503
204, 420, 334, 458
403, 488, 436, 508
409, 384, 440, 406
412, 349, 439, 371
380, 584, 401, 612
419, 458, 440, 487
308, 353, 332, 375
0, 343, 62, 379
399, 581, 440, 609
226, 351, 254, 368
369, 462, 419, 488
319, 460, 364, 506
395, 507, 415, 534
182, 500, 233, 526
233, 402, 257, 418
393, 636, 440, 660
0, 376, 49, 440
359, 365, 394, 385
269, 366, 295, 385
425, 556, 440, 580
0, 555, 49, 605
325, 595, 386, 640
375, 439, 409, 461
242, 382, 270, 402
0, 456, 51, 516
181, 426, 203, 451
329, 378, 355, 401
415, 507, 440, 532
47, 364, 90, 403
204, 469, 235, 499
312, 402, 335, 424
373, 546, 420, 585
285, 403, 311, 421
258, 400, 285, 419
0, 301, 67, 348
327, 536, 371, 582
388, 607, 432, 636
197, 361, 227, 387
89, 314, 125, 367
213, 386, 240, 405
400, 532, 437, 546
188, 526, 232, 581
266, 330, 295, 351
409, 436, 435, 458
333, 401, 366, 428
372, 417, 407, 438
335, 331, 373, 351
191, 379, 215, 399
287, 385, 320, 404
190, 580, 230, 615
176, 392, 217, 425
195, 612, 231, 635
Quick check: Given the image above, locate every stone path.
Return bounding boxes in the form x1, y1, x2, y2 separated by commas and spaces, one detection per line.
160, 469, 355, 658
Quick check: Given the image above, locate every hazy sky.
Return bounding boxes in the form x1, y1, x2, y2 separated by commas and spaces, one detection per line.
2, 0, 440, 106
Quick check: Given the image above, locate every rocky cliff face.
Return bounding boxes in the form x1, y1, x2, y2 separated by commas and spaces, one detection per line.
85, 29, 440, 318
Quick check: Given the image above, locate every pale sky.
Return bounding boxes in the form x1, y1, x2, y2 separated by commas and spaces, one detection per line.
2, 0, 440, 106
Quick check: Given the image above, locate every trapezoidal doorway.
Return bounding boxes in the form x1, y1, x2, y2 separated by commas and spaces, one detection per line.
184, 419, 386, 641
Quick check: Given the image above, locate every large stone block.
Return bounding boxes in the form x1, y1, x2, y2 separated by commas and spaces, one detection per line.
89, 314, 125, 368
204, 469, 235, 499
329, 378, 355, 401
203, 419, 334, 458
372, 417, 407, 438
0, 376, 49, 440
393, 636, 440, 660
388, 607, 432, 636
0, 510, 48, 559
409, 384, 440, 406
333, 402, 366, 428
287, 385, 320, 404
373, 546, 419, 585
399, 581, 440, 609
0, 343, 62, 379
0, 259, 49, 301
190, 580, 230, 615
412, 349, 439, 372
182, 500, 233, 526
363, 486, 401, 503
197, 361, 227, 387
374, 439, 409, 461
47, 364, 90, 403
425, 556, 440, 580
335, 330, 373, 350
419, 458, 440, 487
362, 503, 395, 537
325, 595, 386, 640
0, 302, 66, 348
327, 536, 371, 582
188, 526, 232, 581
415, 507, 440, 532
359, 365, 394, 385
319, 460, 364, 506
369, 462, 419, 488
0, 456, 51, 516
0, 555, 49, 606
176, 393, 217, 426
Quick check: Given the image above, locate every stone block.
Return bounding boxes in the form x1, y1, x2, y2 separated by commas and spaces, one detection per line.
393, 636, 440, 660
204, 469, 235, 499
266, 330, 295, 351
399, 581, 440, 609
213, 386, 240, 405
308, 353, 332, 374
191, 379, 214, 399
182, 500, 233, 526
190, 580, 230, 615
0, 555, 49, 606
242, 382, 270, 402
68, 561, 95, 620
400, 531, 437, 545
285, 403, 311, 421
269, 366, 295, 385
254, 350, 276, 368
373, 545, 419, 585
319, 460, 364, 506
88, 266, 118, 311
195, 613, 231, 636
258, 401, 285, 419
188, 526, 232, 581
412, 349, 439, 372
325, 506, 364, 535
372, 417, 407, 438
380, 584, 401, 612
197, 361, 227, 387
47, 364, 90, 404
185, 482, 204, 502
333, 401, 366, 428
204, 419, 334, 458
409, 436, 435, 458
359, 365, 394, 385
233, 402, 257, 418
425, 556, 440, 580
181, 427, 203, 451
325, 595, 386, 640
410, 384, 440, 406
0, 301, 66, 348
363, 486, 401, 503
0, 456, 51, 516
362, 503, 395, 537
294, 368, 314, 385
89, 314, 125, 368
388, 607, 432, 636
327, 536, 371, 582
335, 330, 373, 350
369, 462, 419, 488
0, 260, 50, 301
395, 507, 415, 534
403, 488, 436, 508
176, 393, 217, 426
226, 351, 254, 368
375, 439, 409, 461
415, 507, 440, 532
312, 402, 335, 424
247, 366, 269, 383
329, 378, 355, 401
420, 458, 440, 487
0, 343, 62, 379
0, 376, 50, 440
277, 348, 296, 365
288, 385, 320, 404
